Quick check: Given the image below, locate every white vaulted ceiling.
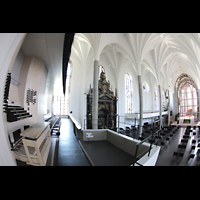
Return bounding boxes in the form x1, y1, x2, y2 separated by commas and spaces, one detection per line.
72, 33, 200, 91
21, 33, 200, 95
21, 33, 65, 95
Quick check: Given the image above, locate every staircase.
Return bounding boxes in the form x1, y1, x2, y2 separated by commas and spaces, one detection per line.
3, 73, 32, 122
4, 73, 11, 103
3, 104, 32, 122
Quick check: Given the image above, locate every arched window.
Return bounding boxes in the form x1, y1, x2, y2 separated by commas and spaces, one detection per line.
143, 83, 146, 91
125, 73, 133, 113
65, 61, 73, 114
53, 62, 72, 115
142, 82, 149, 92
176, 73, 198, 119
179, 85, 197, 116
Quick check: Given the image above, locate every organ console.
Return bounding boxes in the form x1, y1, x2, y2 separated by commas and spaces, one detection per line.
12, 122, 51, 166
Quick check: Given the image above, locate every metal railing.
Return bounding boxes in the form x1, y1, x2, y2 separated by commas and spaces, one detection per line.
11, 76, 20, 86
84, 114, 162, 131
133, 129, 161, 166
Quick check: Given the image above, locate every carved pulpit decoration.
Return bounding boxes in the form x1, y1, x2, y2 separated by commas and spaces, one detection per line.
87, 71, 117, 130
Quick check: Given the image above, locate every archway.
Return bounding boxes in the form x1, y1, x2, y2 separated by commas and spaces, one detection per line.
176, 73, 199, 123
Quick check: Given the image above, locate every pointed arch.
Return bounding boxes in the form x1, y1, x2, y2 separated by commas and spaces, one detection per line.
125, 73, 133, 113
175, 73, 199, 122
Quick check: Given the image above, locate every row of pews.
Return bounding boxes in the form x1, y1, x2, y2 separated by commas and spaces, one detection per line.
45, 115, 61, 136
118, 122, 160, 141
172, 126, 200, 166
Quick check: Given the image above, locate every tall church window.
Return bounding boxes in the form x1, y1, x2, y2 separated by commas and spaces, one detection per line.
53, 62, 72, 115
179, 85, 198, 117
125, 73, 133, 113
154, 85, 158, 110
176, 73, 199, 122
65, 61, 72, 114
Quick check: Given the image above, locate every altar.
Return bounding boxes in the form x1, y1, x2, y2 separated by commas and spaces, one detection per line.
87, 71, 117, 130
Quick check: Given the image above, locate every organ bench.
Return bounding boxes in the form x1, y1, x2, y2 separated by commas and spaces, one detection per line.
12, 122, 51, 166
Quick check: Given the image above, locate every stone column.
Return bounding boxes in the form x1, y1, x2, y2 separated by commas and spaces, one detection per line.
168, 89, 170, 125
158, 85, 162, 129
198, 89, 200, 121
138, 75, 143, 136
92, 60, 99, 129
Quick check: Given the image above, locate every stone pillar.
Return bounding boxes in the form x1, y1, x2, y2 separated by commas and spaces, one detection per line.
168, 89, 170, 125
198, 89, 200, 121
92, 60, 99, 129
173, 91, 179, 121
138, 75, 143, 136
158, 85, 162, 129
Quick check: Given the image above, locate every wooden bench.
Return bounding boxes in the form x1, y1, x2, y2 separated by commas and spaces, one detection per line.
53, 118, 61, 134
49, 116, 61, 136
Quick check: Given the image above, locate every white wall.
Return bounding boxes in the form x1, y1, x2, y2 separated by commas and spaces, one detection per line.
11, 50, 24, 84
44, 94, 53, 115
69, 55, 94, 128
6, 55, 48, 155
0, 33, 27, 165
0, 33, 48, 165
142, 72, 153, 112
69, 61, 82, 125
17, 56, 47, 125
25, 56, 46, 124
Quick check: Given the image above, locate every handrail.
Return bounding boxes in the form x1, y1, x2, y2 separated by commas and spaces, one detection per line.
69, 114, 81, 130
11, 76, 20, 85
133, 129, 161, 166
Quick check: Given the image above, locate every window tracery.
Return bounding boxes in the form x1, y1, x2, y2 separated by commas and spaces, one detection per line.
125, 73, 133, 113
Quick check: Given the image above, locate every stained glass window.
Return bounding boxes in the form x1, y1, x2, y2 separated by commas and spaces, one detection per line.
125, 73, 133, 113
154, 86, 158, 110
143, 83, 146, 91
